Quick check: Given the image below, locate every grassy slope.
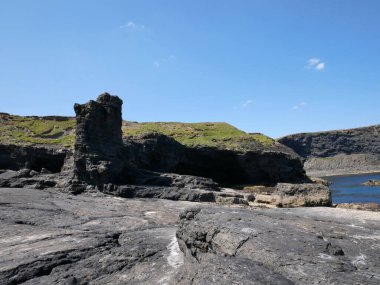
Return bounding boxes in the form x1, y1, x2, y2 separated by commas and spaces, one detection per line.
0, 113, 274, 151
123, 121, 274, 151
0, 113, 75, 148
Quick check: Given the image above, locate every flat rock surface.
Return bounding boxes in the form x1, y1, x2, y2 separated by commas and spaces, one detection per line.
1, 188, 380, 284
177, 206, 380, 284
0, 188, 197, 285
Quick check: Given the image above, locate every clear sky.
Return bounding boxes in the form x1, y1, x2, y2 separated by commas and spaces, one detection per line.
1, 0, 379, 138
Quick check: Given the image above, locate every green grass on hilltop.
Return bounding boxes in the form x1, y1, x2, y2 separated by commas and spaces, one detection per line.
123, 122, 274, 151
0, 114, 275, 151
0, 113, 75, 147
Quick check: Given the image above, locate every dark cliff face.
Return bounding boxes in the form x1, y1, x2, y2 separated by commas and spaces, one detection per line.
126, 133, 307, 186
278, 125, 380, 158
0, 144, 67, 173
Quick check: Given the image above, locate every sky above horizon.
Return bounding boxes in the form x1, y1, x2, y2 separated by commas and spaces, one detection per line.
1, 0, 379, 138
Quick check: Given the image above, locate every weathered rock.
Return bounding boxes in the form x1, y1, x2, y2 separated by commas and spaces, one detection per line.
254, 182, 331, 207
0, 144, 67, 173
72, 93, 127, 190
2, 187, 379, 284
0, 187, 193, 285
127, 132, 309, 186
176, 206, 380, 284
0, 169, 58, 189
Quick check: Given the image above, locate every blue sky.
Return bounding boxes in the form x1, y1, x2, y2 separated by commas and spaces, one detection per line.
1, 0, 379, 138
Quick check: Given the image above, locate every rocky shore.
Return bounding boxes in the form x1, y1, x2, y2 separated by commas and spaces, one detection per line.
1, 93, 379, 284
176, 205, 380, 284
1, 187, 379, 284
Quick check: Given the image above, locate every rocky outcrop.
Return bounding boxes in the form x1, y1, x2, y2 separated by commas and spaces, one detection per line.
127, 133, 308, 186
176, 206, 380, 284
253, 182, 331, 207
72, 93, 127, 189
48, 93, 222, 199
0, 144, 67, 173
0, 93, 322, 204
278, 125, 380, 176
0, 92, 309, 189
0, 187, 190, 285
62, 92, 308, 191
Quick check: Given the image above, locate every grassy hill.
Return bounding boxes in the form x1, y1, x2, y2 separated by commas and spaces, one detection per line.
0, 113, 274, 151
0, 113, 76, 148
123, 121, 274, 151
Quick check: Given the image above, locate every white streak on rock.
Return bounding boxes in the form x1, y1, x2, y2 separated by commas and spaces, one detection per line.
167, 236, 184, 269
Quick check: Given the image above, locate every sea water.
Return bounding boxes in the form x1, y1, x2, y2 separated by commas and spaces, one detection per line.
325, 172, 380, 204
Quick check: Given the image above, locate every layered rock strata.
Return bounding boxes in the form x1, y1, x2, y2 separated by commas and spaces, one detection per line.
126, 132, 308, 186
278, 125, 380, 176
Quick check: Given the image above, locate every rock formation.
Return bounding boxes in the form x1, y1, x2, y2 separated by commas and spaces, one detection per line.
252, 182, 331, 207
126, 132, 308, 186
176, 206, 380, 284
72, 93, 128, 190
278, 125, 380, 176
0, 144, 67, 173
54, 93, 226, 200
0, 92, 330, 206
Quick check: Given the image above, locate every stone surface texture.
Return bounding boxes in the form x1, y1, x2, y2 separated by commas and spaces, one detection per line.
176, 206, 380, 284
72, 93, 126, 189
1, 188, 378, 284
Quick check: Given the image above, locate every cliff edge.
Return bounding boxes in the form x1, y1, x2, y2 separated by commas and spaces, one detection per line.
278, 125, 380, 176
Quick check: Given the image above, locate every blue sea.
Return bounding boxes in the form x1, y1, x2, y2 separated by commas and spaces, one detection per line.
325, 173, 380, 204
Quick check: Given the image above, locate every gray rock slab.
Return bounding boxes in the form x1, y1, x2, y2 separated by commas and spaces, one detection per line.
1, 187, 379, 284
0, 188, 196, 285
177, 206, 380, 284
